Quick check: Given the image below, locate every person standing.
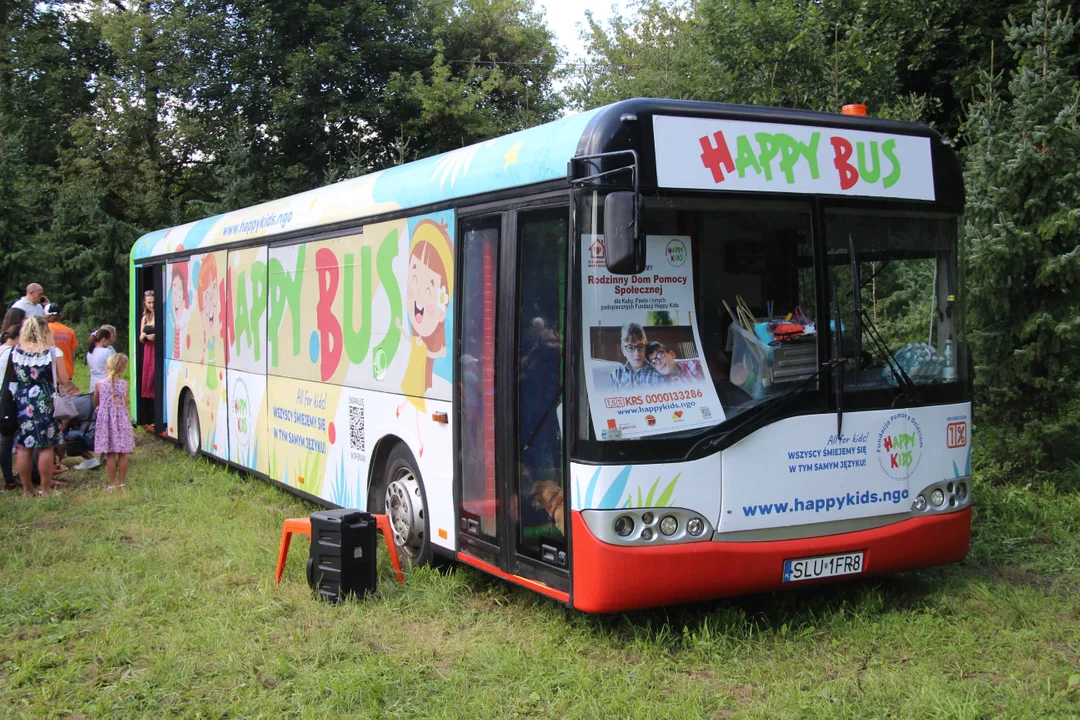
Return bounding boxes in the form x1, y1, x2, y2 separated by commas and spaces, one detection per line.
139, 291, 156, 424
86, 326, 117, 394
11, 317, 67, 497
46, 304, 77, 380
0, 308, 26, 490
10, 284, 46, 318
73, 326, 116, 472
93, 353, 135, 491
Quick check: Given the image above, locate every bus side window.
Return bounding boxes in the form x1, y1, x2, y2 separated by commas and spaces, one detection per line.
517, 207, 568, 557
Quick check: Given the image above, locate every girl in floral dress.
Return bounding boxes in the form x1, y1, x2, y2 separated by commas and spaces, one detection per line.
94, 354, 135, 491
12, 317, 67, 497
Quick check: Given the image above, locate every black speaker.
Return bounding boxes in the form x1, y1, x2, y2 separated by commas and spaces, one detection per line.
306, 509, 378, 602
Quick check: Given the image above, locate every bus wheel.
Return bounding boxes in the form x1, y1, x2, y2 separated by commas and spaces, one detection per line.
182, 393, 201, 457
382, 444, 432, 567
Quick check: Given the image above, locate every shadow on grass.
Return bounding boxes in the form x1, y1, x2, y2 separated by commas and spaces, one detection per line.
443, 558, 981, 651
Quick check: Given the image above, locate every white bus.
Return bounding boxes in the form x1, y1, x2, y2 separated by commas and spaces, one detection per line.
131, 99, 972, 612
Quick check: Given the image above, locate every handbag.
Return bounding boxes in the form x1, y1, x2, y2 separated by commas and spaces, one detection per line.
0, 354, 16, 435
51, 350, 78, 420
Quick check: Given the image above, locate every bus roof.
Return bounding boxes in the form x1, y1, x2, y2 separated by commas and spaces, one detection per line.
131, 99, 960, 262
131, 105, 606, 262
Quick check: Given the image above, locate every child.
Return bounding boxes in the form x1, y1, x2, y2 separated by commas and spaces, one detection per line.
93, 353, 135, 490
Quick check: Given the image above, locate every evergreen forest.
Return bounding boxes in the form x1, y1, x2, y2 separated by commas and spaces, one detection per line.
2, 0, 1079, 479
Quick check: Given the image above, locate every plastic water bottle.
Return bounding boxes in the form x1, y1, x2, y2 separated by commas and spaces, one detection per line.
942, 340, 955, 381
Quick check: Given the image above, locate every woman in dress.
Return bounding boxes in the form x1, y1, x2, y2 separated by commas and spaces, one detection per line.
139, 290, 156, 423
12, 316, 72, 497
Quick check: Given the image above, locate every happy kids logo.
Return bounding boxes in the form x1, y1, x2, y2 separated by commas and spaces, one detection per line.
665, 238, 687, 267
233, 377, 252, 453
876, 412, 924, 481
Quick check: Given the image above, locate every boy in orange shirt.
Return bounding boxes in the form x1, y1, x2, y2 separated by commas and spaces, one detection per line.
46, 303, 78, 379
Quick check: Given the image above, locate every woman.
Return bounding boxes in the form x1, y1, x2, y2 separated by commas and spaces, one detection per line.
1, 308, 26, 490
139, 291, 155, 423
86, 325, 117, 393
12, 316, 74, 497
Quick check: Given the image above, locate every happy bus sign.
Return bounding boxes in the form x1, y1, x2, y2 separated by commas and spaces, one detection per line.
653, 116, 935, 201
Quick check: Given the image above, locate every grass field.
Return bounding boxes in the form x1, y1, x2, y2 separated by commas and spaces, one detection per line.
1, 430, 1078, 718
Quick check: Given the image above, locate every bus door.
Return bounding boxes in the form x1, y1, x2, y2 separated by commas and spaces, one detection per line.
134, 263, 166, 431
456, 202, 570, 592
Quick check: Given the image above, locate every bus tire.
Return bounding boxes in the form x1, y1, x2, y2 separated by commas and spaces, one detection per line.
377, 443, 433, 568
181, 392, 201, 457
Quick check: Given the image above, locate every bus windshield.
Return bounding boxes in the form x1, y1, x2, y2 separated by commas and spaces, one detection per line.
643, 197, 818, 419
578, 193, 963, 444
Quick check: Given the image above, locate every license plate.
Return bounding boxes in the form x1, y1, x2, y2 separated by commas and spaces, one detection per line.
783, 551, 864, 583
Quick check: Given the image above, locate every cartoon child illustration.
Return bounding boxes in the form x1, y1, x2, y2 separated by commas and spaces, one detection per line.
395, 220, 454, 457
197, 254, 225, 426
169, 260, 189, 360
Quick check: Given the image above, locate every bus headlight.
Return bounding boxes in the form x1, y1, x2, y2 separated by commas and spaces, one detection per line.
956, 483, 968, 501
930, 489, 945, 507
613, 516, 635, 537
640, 528, 654, 541
641, 512, 654, 525
659, 515, 678, 536
914, 495, 927, 512
686, 518, 705, 536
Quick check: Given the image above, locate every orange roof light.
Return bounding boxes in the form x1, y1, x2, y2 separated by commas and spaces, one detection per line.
842, 104, 867, 117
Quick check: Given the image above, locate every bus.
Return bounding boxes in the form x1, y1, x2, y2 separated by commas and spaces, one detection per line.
130, 98, 972, 613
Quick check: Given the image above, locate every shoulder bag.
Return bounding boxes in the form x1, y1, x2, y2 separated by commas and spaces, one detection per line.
0, 353, 16, 435
51, 350, 78, 420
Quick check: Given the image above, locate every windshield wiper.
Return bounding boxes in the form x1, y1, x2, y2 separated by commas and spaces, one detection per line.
831, 277, 845, 436
847, 235, 921, 403
688, 354, 844, 458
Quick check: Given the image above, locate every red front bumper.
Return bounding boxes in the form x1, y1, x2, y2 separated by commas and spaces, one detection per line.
571, 507, 972, 613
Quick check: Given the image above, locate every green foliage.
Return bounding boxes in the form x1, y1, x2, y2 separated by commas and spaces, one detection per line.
962, 0, 1080, 472
0, 0, 559, 331
567, 0, 945, 123
386, 0, 563, 159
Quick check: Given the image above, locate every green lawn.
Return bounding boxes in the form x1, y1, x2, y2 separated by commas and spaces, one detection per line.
1, 434, 1078, 718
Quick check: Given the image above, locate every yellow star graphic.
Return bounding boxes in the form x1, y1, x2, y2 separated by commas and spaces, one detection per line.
503, 141, 524, 170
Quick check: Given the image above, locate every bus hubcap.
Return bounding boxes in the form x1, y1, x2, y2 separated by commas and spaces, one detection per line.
185, 399, 199, 451
386, 470, 424, 559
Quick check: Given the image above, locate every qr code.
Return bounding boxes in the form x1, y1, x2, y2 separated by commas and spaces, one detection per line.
700, 406, 712, 419
349, 397, 365, 453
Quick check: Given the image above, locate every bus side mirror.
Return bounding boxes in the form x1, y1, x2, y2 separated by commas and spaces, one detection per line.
603, 192, 645, 275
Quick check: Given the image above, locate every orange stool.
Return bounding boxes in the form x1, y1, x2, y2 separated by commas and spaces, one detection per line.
373, 515, 405, 584
275, 514, 404, 585
275, 517, 311, 585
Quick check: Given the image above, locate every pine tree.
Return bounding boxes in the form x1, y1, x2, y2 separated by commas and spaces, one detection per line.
963, 0, 1080, 473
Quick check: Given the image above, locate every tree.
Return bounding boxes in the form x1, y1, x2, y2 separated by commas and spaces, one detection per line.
962, 0, 1080, 472
385, 0, 563, 160
562, 0, 714, 109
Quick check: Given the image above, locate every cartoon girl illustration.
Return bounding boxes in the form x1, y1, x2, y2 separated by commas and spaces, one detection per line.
396, 220, 454, 457
169, 259, 189, 360
197, 254, 225, 424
